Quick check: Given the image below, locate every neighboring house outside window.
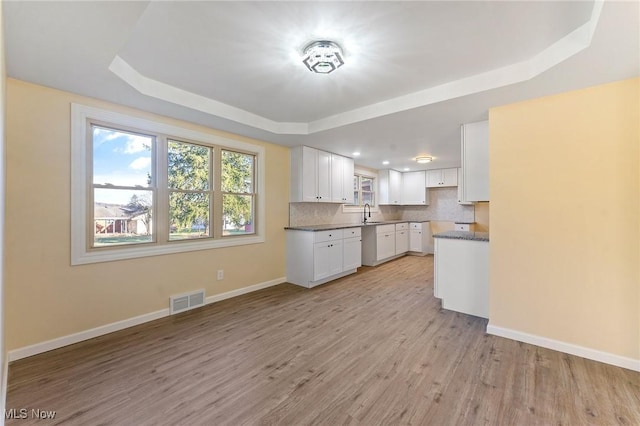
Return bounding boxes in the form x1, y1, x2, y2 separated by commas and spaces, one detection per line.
72, 104, 265, 265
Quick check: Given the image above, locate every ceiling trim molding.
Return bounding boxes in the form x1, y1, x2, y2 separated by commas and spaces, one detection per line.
108, 55, 309, 135
109, 0, 603, 136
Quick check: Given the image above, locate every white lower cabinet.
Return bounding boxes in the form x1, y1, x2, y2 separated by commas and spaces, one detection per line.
362, 223, 408, 266
313, 239, 343, 281
287, 227, 361, 288
343, 234, 362, 271
408, 222, 433, 255
395, 223, 409, 255
434, 236, 489, 318
454, 223, 475, 231
376, 231, 396, 261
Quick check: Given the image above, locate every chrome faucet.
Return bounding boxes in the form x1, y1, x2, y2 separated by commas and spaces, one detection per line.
363, 203, 371, 224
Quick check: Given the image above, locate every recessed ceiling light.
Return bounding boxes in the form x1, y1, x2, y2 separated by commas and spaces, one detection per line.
352, 152, 360, 156
302, 41, 344, 74
415, 156, 433, 164
403, 167, 410, 171
382, 161, 389, 165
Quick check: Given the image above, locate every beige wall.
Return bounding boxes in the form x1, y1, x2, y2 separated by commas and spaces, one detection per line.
473, 202, 489, 232
1, 1, 7, 415
489, 77, 639, 360
5, 79, 290, 351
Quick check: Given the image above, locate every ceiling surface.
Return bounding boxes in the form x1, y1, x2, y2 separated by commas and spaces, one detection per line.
5, 1, 640, 171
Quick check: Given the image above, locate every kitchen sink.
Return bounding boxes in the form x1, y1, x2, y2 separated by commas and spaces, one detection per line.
363, 221, 384, 225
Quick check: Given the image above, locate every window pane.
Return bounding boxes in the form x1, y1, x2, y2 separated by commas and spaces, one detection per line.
363, 191, 374, 205
169, 192, 210, 240
361, 177, 374, 192
353, 191, 360, 206
93, 126, 153, 187
222, 150, 254, 193
223, 194, 253, 236
93, 188, 153, 246
168, 140, 210, 191
353, 175, 358, 190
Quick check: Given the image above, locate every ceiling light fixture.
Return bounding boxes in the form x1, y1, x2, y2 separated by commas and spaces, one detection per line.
415, 156, 433, 164
352, 152, 360, 156
302, 41, 344, 74
382, 161, 390, 165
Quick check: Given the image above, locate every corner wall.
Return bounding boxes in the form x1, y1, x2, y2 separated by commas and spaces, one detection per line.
5, 79, 289, 352
0, 2, 7, 421
489, 77, 639, 365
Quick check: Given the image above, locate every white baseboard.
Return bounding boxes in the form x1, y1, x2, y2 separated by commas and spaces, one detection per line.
8, 277, 287, 363
205, 277, 285, 304
487, 324, 640, 372
8, 308, 170, 362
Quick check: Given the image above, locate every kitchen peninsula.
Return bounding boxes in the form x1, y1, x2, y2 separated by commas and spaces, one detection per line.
433, 230, 489, 318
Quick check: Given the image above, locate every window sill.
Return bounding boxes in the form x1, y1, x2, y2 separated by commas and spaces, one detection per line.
341, 205, 380, 214
72, 235, 265, 265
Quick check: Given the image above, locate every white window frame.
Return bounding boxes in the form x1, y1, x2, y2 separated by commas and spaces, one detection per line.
342, 168, 379, 213
71, 103, 265, 265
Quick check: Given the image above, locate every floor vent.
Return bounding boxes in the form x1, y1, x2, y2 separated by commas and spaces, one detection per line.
170, 289, 205, 315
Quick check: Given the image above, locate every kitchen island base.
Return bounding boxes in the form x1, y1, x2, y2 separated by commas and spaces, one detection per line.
434, 231, 489, 319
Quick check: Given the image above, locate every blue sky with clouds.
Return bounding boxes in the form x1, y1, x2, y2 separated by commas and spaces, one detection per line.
93, 126, 153, 205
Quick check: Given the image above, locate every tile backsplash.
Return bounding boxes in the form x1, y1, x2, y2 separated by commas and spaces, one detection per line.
401, 187, 474, 222
289, 203, 401, 226
289, 187, 475, 226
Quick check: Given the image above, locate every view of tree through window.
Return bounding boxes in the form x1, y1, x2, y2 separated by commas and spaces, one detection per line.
87, 118, 259, 255
167, 140, 212, 240
77, 106, 264, 264
222, 150, 255, 235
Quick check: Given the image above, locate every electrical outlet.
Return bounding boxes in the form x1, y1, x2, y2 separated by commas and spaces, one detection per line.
217, 270, 224, 280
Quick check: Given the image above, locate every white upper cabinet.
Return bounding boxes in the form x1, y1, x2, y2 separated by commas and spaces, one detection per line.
291, 146, 329, 202
457, 168, 474, 205
461, 120, 489, 202
379, 169, 402, 205
401, 171, 429, 205
426, 168, 458, 188
290, 146, 353, 203
316, 149, 332, 201
330, 153, 354, 204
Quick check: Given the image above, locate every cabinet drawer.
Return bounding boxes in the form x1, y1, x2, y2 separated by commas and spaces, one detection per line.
395, 222, 408, 231
454, 223, 475, 232
343, 227, 361, 238
314, 229, 344, 243
410, 222, 423, 230
376, 224, 396, 234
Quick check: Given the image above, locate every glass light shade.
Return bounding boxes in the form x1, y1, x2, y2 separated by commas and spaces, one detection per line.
302, 41, 344, 74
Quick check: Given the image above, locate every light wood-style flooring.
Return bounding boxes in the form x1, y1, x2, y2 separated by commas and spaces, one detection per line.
7, 255, 640, 425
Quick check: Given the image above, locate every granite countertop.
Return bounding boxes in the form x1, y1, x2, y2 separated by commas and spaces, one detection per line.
285, 220, 428, 232
433, 230, 490, 242
285, 223, 364, 232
